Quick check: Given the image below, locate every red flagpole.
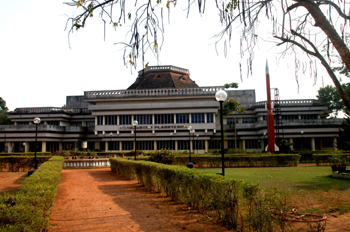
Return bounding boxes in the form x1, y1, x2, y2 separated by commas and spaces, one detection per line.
266, 60, 276, 152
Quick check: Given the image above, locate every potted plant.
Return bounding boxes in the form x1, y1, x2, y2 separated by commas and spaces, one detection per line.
329, 153, 348, 172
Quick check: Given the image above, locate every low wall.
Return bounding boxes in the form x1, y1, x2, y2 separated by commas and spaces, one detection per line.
63, 158, 110, 168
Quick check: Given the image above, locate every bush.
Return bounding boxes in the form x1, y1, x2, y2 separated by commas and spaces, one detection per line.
0, 156, 51, 172
109, 158, 290, 230
0, 156, 64, 231
148, 149, 175, 164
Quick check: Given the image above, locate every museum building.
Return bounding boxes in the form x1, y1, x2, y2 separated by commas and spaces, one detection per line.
0, 66, 343, 153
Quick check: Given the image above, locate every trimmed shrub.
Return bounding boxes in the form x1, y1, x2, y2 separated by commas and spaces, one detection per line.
0, 156, 64, 231
109, 158, 290, 230
0, 156, 52, 172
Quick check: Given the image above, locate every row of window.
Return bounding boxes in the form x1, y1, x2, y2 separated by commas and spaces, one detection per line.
97, 113, 215, 125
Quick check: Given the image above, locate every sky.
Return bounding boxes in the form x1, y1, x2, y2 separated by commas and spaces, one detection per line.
0, 1, 338, 112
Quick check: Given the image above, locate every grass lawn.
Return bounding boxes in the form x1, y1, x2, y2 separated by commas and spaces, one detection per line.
198, 166, 350, 214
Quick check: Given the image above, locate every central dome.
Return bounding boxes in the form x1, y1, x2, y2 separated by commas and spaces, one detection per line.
127, 65, 199, 89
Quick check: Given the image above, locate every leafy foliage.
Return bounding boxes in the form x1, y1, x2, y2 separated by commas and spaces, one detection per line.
0, 97, 11, 125
338, 113, 350, 151
148, 149, 175, 164
317, 84, 350, 115
223, 99, 245, 116
0, 156, 64, 231
110, 157, 290, 230
224, 82, 238, 89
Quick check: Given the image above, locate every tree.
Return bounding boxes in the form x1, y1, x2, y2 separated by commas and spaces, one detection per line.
64, 0, 350, 111
0, 97, 11, 125
317, 83, 350, 115
224, 82, 239, 89
223, 99, 245, 149
337, 113, 350, 151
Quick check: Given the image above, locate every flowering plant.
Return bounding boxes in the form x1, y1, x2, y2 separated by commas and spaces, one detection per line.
149, 149, 175, 165
329, 153, 349, 165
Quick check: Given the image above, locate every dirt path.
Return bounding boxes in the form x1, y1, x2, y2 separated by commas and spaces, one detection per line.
49, 169, 230, 232
0, 172, 26, 195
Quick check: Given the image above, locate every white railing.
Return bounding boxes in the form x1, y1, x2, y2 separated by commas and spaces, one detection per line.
137, 65, 190, 76
85, 86, 224, 99
14, 107, 90, 113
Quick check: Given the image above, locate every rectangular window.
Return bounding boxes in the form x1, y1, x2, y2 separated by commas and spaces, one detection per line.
245, 140, 260, 149
227, 118, 239, 125
301, 115, 317, 120
322, 138, 333, 148
157, 141, 174, 150
209, 140, 221, 150
100, 141, 106, 151
136, 141, 154, 150
191, 113, 205, 123
97, 116, 103, 125
105, 116, 118, 125
154, 114, 174, 124
193, 140, 205, 150
108, 141, 119, 150
122, 141, 133, 150
206, 113, 214, 123
120, 115, 132, 125
176, 114, 189, 124
86, 122, 95, 128
177, 140, 189, 150
242, 118, 256, 123
134, 115, 152, 124
228, 140, 238, 149
70, 122, 82, 127
282, 115, 299, 120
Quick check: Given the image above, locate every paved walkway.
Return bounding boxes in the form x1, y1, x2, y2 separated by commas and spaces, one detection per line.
49, 169, 229, 232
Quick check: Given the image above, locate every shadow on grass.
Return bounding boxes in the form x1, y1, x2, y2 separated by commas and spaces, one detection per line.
293, 174, 350, 191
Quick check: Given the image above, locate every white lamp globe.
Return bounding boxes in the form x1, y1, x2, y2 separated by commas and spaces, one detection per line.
215, 89, 228, 102
33, 117, 41, 124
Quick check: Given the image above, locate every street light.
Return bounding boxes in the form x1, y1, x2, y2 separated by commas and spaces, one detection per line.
109, 132, 113, 152
33, 117, 41, 170
301, 131, 304, 151
215, 89, 228, 176
186, 126, 194, 168
170, 132, 173, 150
132, 120, 138, 160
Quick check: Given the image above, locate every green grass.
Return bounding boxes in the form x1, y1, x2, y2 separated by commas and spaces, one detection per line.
199, 166, 350, 191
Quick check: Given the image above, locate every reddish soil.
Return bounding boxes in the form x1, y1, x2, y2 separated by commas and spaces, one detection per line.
0, 172, 26, 195
48, 169, 230, 232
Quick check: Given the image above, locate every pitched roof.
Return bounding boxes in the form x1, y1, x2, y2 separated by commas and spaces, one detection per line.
127, 65, 199, 89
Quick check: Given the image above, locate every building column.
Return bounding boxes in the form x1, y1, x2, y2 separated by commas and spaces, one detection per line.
119, 141, 122, 151
333, 137, 337, 151
175, 140, 178, 152
242, 139, 246, 150
59, 142, 63, 152
205, 140, 209, 153
311, 137, 315, 151
8, 142, 13, 152
94, 142, 100, 151
41, 141, 46, 152
154, 141, 157, 151
24, 142, 29, 152
105, 141, 108, 152
261, 139, 265, 151
289, 138, 293, 151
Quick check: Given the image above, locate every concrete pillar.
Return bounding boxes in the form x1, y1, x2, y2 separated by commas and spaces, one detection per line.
59, 142, 63, 152
175, 140, 178, 152
261, 139, 265, 151
311, 137, 315, 151
41, 141, 46, 152
8, 142, 13, 152
205, 140, 209, 153
333, 137, 337, 151
95, 142, 100, 151
289, 138, 293, 151
242, 139, 246, 150
105, 141, 108, 152
154, 141, 157, 151
24, 142, 29, 152
119, 141, 122, 151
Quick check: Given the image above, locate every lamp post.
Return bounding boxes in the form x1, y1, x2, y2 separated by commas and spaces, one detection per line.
33, 117, 41, 170
196, 134, 199, 154
170, 132, 173, 150
263, 131, 267, 151
301, 131, 304, 151
132, 120, 138, 160
191, 130, 195, 155
186, 126, 194, 168
215, 89, 228, 176
109, 132, 113, 152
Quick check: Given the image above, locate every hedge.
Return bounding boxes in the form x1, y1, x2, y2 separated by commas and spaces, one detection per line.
313, 153, 349, 166
110, 158, 289, 231
173, 154, 300, 167
0, 152, 51, 157
0, 156, 64, 231
0, 157, 52, 172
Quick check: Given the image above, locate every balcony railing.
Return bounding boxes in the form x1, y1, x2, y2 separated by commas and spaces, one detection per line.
240, 99, 316, 109
13, 107, 90, 114
84, 86, 224, 99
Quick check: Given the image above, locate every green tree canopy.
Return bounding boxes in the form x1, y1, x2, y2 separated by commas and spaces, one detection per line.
317, 83, 350, 115
0, 97, 11, 125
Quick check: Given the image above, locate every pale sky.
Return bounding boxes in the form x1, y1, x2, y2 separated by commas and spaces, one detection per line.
0, 1, 338, 111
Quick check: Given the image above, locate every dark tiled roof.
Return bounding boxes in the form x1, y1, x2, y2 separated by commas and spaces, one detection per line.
127, 66, 199, 89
